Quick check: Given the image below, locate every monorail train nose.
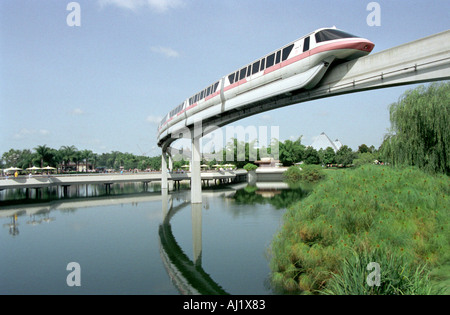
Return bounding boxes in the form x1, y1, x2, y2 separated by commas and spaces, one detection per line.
361, 39, 375, 53
339, 38, 375, 60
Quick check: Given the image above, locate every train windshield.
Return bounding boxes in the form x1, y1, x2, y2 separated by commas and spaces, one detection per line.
315, 29, 358, 43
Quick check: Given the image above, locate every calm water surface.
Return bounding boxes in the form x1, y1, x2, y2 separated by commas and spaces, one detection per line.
0, 182, 306, 295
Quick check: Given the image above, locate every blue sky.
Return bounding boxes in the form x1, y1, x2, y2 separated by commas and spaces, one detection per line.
1, 0, 449, 157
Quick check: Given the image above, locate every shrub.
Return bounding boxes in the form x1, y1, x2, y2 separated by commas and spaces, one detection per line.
283, 166, 303, 183
283, 165, 325, 184
243, 163, 258, 172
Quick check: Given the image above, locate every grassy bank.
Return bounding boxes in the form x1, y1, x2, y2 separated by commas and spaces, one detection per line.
270, 164, 449, 294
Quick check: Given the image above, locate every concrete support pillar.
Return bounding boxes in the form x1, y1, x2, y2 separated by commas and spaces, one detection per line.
168, 153, 174, 191
191, 136, 202, 204
161, 150, 168, 191
168, 153, 173, 173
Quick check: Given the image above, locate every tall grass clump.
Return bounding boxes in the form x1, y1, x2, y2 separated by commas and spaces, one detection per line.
270, 164, 449, 294
320, 248, 442, 295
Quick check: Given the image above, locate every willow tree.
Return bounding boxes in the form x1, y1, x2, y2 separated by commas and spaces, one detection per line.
381, 82, 449, 175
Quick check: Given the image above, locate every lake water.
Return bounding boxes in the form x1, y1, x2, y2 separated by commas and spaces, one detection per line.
0, 182, 307, 295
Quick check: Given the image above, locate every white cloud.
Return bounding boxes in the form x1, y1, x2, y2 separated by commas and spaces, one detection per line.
14, 128, 51, 139
146, 115, 162, 124
98, 0, 184, 13
150, 46, 180, 58
147, 0, 184, 13
71, 108, 85, 116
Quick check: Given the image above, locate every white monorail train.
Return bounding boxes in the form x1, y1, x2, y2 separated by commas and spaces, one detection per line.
157, 27, 374, 144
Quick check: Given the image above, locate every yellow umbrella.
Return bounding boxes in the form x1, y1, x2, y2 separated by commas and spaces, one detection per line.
26, 166, 42, 171
5, 167, 22, 172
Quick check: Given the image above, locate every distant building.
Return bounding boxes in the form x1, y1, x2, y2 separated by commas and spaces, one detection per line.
254, 157, 281, 168
309, 132, 343, 153
64, 162, 94, 172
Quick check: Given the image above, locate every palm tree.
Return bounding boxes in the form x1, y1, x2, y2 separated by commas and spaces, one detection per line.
34, 145, 52, 167
59, 145, 78, 172
81, 149, 94, 172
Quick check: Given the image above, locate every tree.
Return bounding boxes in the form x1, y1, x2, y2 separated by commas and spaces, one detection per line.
80, 149, 95, 172
319, 147, 336, 165
34, 145, 55, 167
148, 155, 161, 170
357, 144, 371, 154
303, 146, 320, 165
2, 149, 22, 167
20, 149, 35, 169
279, 138, 305, 166
381, 83, 450, 175
59, 145, 78, 171
335, 145, 357, 166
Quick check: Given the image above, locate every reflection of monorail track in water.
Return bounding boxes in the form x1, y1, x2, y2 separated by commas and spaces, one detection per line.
159, 213, 229, 295
159, 189, 236, 295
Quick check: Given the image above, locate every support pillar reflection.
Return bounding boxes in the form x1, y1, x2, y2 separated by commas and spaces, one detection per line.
161, 187, 169, 222
191, 203, 202, 266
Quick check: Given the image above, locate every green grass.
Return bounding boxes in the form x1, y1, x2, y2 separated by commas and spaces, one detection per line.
270, 164, 449, 294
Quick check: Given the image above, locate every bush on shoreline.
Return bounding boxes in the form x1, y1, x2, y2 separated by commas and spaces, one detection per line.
270, 164, 449, 294
283, 165, 325, 184
243, 163, 258, 172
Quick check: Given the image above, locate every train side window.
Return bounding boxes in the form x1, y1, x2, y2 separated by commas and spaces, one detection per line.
315, 29, 357, 43
214, 82, 219, 92
275, 50, 281, 64
252, 60, 260, 74
207, 86, 211, 96
266, 53, 275, 68
247, 65, 252, 77
228, 73, 235, 84
200, 91, 204, 100
260, 58, 265, 71
240, 68, 247, 80
303, 36, 310, 52
282, 44, 294, 61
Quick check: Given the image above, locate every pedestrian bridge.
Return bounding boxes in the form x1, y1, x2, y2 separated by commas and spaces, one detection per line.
0, 170, 247, 191
159, 30, 450, 203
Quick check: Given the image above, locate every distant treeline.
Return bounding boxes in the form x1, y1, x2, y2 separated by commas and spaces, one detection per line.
0, 140, 379, 172
0, 145, 162, 171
